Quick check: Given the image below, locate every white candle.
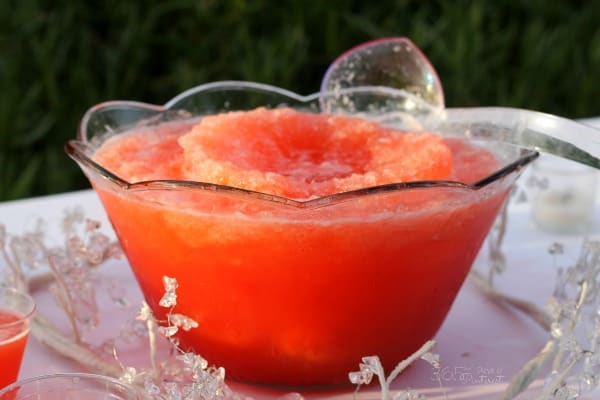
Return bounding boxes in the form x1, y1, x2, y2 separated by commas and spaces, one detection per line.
530, 154, 598, 234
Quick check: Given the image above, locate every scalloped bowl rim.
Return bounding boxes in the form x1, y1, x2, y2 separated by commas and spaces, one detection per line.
65, 81, 539, 209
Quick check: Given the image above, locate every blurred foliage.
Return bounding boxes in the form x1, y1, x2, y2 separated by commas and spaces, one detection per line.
0, 0, 599, 200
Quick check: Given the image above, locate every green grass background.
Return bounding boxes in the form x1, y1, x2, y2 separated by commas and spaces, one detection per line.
1, 0, 599, 201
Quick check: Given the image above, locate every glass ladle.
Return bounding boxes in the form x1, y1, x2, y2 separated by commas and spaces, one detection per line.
321, 37, 600, 169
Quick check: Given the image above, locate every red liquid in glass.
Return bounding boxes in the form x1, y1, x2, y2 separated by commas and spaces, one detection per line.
91, 109, 508, 385
0, 310, 29, 389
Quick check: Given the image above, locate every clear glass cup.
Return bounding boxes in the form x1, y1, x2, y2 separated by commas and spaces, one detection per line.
0, 287, 35, 388
531, 154, 598, 233
0, 373, 142, 400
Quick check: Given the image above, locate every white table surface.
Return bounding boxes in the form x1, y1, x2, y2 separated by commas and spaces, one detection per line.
1, 117, 600, 399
